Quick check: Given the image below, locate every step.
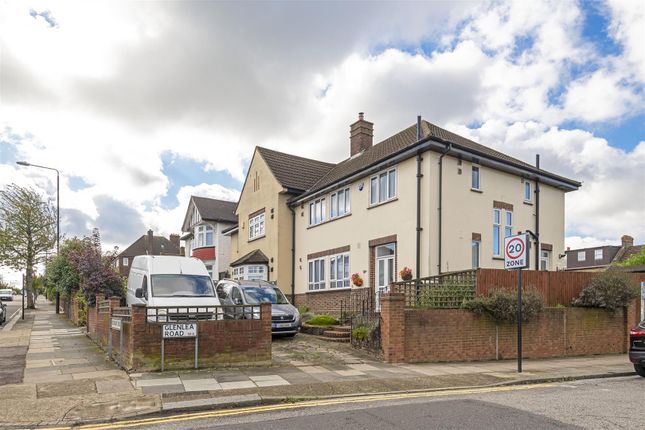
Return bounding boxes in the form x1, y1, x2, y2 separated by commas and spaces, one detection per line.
332, 325, 351, 333
316, 336, 350, 343
322, 330, 351, 338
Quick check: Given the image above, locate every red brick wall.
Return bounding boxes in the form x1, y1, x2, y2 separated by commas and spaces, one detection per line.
294, 289, 351, 317
381, 293, 635, 363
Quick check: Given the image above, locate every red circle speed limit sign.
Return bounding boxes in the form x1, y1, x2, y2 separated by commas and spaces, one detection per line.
504, 234, 529, 270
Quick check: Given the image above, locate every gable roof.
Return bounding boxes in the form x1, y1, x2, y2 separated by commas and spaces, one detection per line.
296, 120, 580, 202
182, 196, 237, 231
119, 235, 180, 257
256, 147, 335, 193
230, 249, 269, 267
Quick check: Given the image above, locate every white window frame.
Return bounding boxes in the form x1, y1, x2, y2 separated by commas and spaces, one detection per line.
524, 181, 532, 202
248, 212, 265, 240
123, 257, 129, 267
309, 198, 326, 226
330, 187, 350, 218
493, 209, 501, 257
330, 253, 350, 289
370, 168, 396, 206
196, 224, 214, 247
471, 165, 481, 190
594, 249, 603, 260
540, 250, 551, 271
577, 251, 586, 261
308, 258, 326, 291
472, 240, 480, 269
505, 211, 513, 239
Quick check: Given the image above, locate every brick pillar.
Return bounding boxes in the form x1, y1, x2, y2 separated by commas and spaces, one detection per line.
260, 302, 272, 360
380, 293, 406, 363
108, 297, 121, 312
129, 304, 147, 370
625, 302, 637, 353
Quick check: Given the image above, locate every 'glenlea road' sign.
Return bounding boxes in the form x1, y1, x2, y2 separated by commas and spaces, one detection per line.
162, 323, 197, 338
504, 233, 529, 270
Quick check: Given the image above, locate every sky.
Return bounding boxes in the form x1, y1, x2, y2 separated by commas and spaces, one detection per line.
0, 0, 644, 286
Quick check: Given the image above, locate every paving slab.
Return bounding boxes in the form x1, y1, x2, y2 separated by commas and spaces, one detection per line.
142, 384, 185, 395
136, 377, 183, 387
37, 379, 97, 398
219, 380, 256, 390
182, 379, 222, 392
72, 369, 126, 380
23, 372, 73, 383
96, 379, 135, 394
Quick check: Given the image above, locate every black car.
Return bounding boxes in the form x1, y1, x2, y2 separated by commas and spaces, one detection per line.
629, 319, 645, 377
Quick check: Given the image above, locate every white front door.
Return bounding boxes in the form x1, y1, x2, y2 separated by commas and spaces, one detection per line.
375, 243, 395, 311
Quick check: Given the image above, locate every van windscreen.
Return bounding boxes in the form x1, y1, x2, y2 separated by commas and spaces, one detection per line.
150, 275, 215, 297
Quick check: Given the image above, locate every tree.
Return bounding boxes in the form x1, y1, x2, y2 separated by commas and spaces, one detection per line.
0, 184, 56, 308
44, 238, 84, 298
620, 247, 645, 267
68, 229, 124, 305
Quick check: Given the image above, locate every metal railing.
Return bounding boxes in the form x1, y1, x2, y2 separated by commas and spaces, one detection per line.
98, 301, 110, 314
111, 306, 131, 321
390, 269, 477, 309
144, 305, 262, 323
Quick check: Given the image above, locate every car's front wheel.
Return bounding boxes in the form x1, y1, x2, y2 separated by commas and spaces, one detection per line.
634, 364, 645, 377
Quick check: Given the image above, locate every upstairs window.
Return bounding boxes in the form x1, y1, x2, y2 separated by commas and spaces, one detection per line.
248, 213, 265, 240
594, 249, 603, 260
471, 165, 481, 190
330, 188, 350, 218
196, 224, 214, 247
309, 198, 326, 225
123, 257, 129, 267
370, 169, 396, 205
493, 209, 501, 256
524, 181, 532, 202
505, 211, 513, 238
577, 251, 586, 261
472, 241, 480, 269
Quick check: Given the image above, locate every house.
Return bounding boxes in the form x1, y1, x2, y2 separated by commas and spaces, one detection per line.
291, 114, 580, 311
225, 147, 334, 287
180, 196, 237, 280
565, 235, 643, 271
116, 230, 181, 277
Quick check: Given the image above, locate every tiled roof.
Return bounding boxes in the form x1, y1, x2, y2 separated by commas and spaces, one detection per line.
304, 120, 579, 197
257, 147, 335, 192
119, 235, 180, 257
192, 196, 237, 223
230, 249, 269, 266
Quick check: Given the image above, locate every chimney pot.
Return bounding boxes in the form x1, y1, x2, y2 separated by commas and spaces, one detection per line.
621, 235, 634, 248
350, 112, 373, 157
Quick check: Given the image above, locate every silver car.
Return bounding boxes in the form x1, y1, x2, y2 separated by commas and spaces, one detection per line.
215, 280, 301, 336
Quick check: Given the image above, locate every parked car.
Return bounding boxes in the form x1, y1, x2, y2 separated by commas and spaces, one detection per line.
215, 279, 301, 336
630, 319, 645, 377
0, 301, 6, 324
0, 289, 14, 301
126, 256, 221, 322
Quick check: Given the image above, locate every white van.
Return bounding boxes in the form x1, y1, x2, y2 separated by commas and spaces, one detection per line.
126, 256, 221, 320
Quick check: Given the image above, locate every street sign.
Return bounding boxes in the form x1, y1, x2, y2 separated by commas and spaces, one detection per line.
504, 234, 530, 270
162, 323, 197, 338
111, 318, 122, 331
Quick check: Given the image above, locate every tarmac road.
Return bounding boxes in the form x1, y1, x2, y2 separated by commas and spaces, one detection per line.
2, 295, 23, 324
66, 376, 644, 430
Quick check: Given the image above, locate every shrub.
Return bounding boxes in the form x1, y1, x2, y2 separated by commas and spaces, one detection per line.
352, 326, 369, 341
418, 283, 474, 309
465, 289, 544, 323
297, 305, 309, 314
572, 271, 638, 311
74, 289, 87, 327
306, 314, 339, 326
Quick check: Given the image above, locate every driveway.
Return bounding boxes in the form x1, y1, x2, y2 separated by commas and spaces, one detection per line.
272, 333, 379, 367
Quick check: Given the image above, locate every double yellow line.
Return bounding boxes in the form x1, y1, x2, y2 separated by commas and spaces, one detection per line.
42, 383, 553, 430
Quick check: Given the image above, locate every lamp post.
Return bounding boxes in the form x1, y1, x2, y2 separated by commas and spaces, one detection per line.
16, 161, 60, 312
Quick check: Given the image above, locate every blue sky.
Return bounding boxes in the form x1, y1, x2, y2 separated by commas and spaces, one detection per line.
0, 0, 643, 285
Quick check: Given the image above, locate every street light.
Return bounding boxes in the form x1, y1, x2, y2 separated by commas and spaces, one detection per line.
16, 161, 61, 313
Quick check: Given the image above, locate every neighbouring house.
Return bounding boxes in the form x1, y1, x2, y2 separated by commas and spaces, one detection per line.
290, 114, 580, 312
115, 230, 181, 277
225, 147, 334, 286
565, 235, 644, 272
230, 113, 580, 314
180, 196, 237, 280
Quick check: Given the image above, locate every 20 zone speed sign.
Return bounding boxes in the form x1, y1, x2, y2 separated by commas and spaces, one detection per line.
504, 233, 529, 270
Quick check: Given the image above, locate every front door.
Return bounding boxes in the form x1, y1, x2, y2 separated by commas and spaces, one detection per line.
375, 243, 395, 311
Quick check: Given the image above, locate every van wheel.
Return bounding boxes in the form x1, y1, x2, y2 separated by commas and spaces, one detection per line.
635, 364, 645, 377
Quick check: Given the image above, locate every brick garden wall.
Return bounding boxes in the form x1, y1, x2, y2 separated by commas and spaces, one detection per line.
381, 292, 635, 363
294, 289, 351, 317
88, 299, 272, 372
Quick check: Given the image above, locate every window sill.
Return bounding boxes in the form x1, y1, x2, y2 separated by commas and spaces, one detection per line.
307, 212, 352, 229
470, 188, 483, 193
192, 245, 215, 250
523, 200, 533, 206
306, 287, 352, 294
492, 256, 504, 260
368, 197, 398, 210
248, 235, 266, 243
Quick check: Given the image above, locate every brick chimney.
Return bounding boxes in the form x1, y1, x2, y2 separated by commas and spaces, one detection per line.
350, 112, 373, 157
146, 229, 154, 255
621, 235, 634, 248
169, 234, 180, 249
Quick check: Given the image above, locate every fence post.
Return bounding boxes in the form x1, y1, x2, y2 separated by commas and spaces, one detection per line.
380, 293, 405, 363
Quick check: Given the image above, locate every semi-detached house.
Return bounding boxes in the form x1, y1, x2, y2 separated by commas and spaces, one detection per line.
230, 113, 581, 315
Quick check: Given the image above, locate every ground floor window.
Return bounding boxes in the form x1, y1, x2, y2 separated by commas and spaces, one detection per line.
308, 258, 325, 291
330, 253, 350, 288
205, 264, 213, 279
232, 265, 267, 281
472, 241, 480, 269
540, 250, 551, 271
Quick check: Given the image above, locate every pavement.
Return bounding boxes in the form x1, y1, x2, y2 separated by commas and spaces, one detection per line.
0, 299, 638, 429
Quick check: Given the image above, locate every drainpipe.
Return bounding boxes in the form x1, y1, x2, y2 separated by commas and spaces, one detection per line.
415, 116, 423, 279
289, 206, 296, 304
535, 154, 540, 271
437, 143, 452, 275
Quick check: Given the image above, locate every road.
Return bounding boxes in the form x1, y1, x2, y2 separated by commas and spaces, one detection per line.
2, 295, 22, 325
69, 376, 643, 430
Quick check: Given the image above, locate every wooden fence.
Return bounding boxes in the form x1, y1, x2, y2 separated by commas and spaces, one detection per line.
476, 269, 645, 307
